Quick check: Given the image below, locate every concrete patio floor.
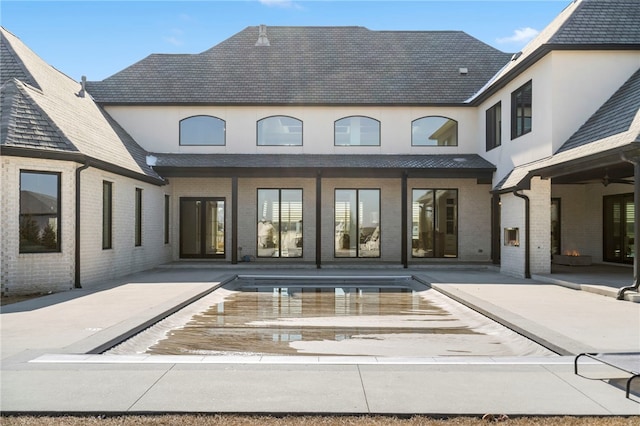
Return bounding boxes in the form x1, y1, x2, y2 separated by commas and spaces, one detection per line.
1, 266, 639, 416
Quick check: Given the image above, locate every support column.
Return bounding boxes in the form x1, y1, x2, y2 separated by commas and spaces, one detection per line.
316, 172, 322, 269
232, 176, 238, 264
401, 172, 408, 268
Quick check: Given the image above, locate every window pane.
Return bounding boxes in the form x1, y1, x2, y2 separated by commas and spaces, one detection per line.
180, 116, 225, 146
335, 116, 380, 146
412, 117, 458, 146
412, 189, 457, 258
280, 190, 303, 258
335, 189, 380, 258
359, 189, 380, 258
180, 200, 201, 255
335, 190, 357, 257
257, 189, 302, 258
486, 102, 501, 151
20, 171, 60, 253
135, 188, 142, 246
205, 200, 225, 255
164, 195, 170, 244
258, 190, 280, 257
103, 181, 112, 249
511, 81, 532, 139
257, 116, 302, 146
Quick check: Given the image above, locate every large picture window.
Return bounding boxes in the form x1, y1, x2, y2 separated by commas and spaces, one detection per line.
179, 115, 225, 146
486, 102, 502, 151
103, 181, 113, 250
257, 189, 303, 258
511, 80, 532, 139
334, 189, 380, 258
412, 116, 458, 146
412, 189, 458, 258
334, 116, 380, 146
257, 116, 302, 146
19, 171, 61, 253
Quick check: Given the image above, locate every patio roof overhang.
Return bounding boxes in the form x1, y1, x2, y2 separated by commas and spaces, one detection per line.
151, 153, 496, 183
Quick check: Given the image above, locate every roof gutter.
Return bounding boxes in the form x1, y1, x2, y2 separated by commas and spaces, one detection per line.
0, 146, 165, 186
75, 160, 90, 289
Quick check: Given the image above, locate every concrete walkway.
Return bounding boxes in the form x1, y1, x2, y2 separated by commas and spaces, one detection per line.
1, 267, 639, 416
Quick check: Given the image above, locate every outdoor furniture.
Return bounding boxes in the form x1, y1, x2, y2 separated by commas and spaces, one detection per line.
574, 352, 640, 398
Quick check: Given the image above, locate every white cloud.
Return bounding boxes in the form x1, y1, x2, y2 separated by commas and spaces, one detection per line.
496, 27, 539, 45
164, 28, 184, 47
258, 0, 300, 9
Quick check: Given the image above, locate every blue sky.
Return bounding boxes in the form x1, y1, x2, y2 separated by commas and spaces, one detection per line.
2, 1, 571, 82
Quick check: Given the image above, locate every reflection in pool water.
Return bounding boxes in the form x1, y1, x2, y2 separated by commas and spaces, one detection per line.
107, 277, 556, 357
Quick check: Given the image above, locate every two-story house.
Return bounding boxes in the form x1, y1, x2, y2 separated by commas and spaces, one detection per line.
2, 0, 639, 296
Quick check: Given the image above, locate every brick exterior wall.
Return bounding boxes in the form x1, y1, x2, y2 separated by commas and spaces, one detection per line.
1, 157, 76, 295
78, 168, 172, 285
1, 157, 172, 296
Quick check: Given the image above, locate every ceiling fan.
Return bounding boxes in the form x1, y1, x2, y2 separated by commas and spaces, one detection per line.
602, 171, 634, 186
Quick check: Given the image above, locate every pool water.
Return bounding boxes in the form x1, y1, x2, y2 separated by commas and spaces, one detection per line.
107, 276, 556, 357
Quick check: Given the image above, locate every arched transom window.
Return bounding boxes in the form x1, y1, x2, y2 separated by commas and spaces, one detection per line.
257, 116, 303, 146
412, 116, 458, 146
334, 116, 380, 146
179, 115, 225, 146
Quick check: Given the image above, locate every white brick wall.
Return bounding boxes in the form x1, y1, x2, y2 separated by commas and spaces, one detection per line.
1, 157, 172, 295
78, 168, 172, 285
1, 158, 76, 295
499, 192, 526, 277
529, 177, 551, 274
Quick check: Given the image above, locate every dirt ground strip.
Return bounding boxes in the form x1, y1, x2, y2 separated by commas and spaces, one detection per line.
1, 415, 638, 426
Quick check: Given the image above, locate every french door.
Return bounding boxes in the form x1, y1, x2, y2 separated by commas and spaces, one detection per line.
180, 197, 225, 258
603, 193, 634, 264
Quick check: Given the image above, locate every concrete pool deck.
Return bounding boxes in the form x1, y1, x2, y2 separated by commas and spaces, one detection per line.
1, 267, 639, 416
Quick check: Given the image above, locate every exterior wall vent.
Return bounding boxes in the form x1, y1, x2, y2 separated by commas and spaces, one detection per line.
459, 67, 468, 75
255, 24, 270, 47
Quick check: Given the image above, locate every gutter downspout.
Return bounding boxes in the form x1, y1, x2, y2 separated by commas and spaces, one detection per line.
617, 154, 640, 300
75, 161, 90, 289
513, 190, 531, 279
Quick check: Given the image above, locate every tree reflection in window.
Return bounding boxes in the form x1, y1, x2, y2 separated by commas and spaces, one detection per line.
20, 171, 61, 253
412, 116, 458, 146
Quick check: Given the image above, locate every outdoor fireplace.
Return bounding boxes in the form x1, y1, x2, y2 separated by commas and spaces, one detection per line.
552, 250, 592, 266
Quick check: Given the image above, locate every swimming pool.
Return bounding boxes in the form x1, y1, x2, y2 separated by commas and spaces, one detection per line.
106, 275, 556, 357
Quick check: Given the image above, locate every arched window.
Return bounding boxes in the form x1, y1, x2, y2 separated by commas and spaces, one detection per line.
411, 116, 458, 146
179, 115, 225, 146
334, 116, 380, 146
257, 116, 302, 146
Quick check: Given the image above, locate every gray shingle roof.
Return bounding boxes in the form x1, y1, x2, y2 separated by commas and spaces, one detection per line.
152, 153, 495, 171
549, 0, 640, 45
0, 27, 162, 183
0, 32, 40, 90
86, 27, 512, 105
558, 67, 640, 153
468, 0, 640, 104
1, 79, 77, 152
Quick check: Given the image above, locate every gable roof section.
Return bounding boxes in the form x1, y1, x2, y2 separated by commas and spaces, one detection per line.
470, 0, 640, 104
0, 27, 163, 184
86, 26, 512, 105
494, 67, 640, 191
1, 35, 40, 90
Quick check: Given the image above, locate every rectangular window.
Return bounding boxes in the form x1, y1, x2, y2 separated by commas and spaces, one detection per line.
103, 181, 113, 249
19, 170, 61, 253
486, 102, 501, 151
180, 198, 225, 258
334, 189, 380, 258
411, 189, 457, 258
164, 194, 170, 244
135, 188, 142, 246
511, 80, 532, 139
257, 189, 303, 258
